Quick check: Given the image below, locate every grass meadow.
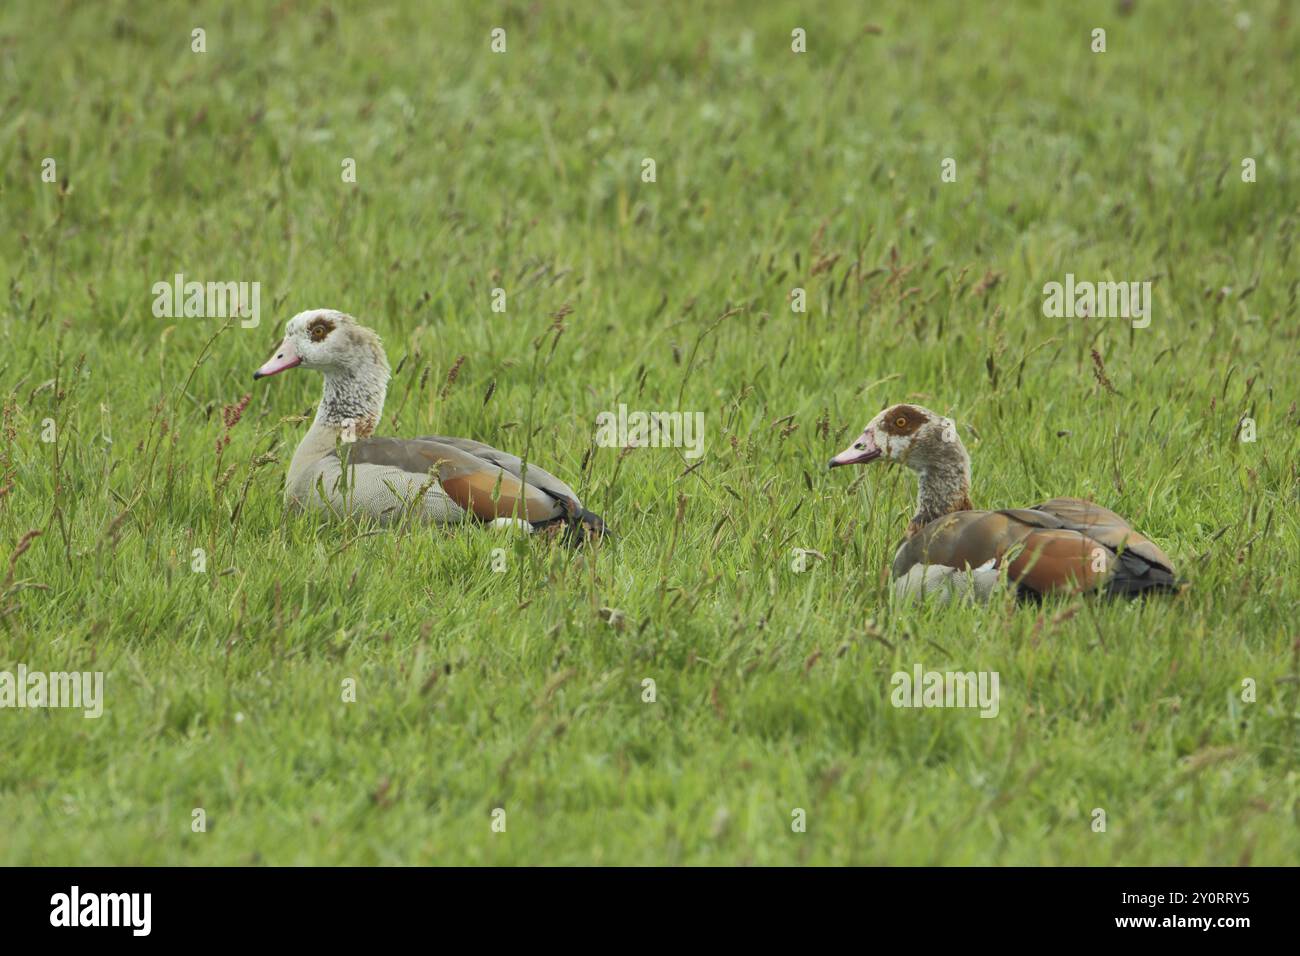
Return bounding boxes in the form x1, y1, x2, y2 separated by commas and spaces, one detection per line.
1, 0, 1297, 865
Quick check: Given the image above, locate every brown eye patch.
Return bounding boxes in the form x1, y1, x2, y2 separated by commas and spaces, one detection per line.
879, 404, 929, 437
307, 316, 335, 342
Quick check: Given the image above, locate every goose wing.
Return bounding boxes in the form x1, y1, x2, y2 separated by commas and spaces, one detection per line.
1031, 497, 1174, 574
892, 502, 1174, 597
342, 436, 572, 523
416, 435, 584, 512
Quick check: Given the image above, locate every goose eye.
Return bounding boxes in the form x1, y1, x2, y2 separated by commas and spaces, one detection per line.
895, 417, 907, 428
310, 324, 328, 342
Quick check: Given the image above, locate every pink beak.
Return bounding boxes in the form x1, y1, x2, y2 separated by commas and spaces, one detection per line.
829, 429, 882, 468
253, 339, 301, 379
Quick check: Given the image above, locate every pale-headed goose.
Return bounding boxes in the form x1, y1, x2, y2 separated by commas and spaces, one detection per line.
253, 310, 606, 541
829, 403, 1177, 602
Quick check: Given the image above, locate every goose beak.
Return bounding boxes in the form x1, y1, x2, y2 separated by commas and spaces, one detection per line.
828, 430, 882, 469
253, 339, 301, 380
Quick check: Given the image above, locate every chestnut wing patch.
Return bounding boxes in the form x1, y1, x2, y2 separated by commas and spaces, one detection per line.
1004, 528, 1108, 594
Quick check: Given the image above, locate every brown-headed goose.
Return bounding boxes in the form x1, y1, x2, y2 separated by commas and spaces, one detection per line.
829, 403, 1177, 603
253, 309, 606, 541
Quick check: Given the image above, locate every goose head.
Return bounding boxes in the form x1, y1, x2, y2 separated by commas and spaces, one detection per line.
254, 309, 388, 380
828, 403, 960, 471
829, 402, 973, 534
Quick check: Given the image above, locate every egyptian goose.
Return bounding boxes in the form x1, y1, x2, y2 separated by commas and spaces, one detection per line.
828, 403, 1177, 602
253, 309, 606, 540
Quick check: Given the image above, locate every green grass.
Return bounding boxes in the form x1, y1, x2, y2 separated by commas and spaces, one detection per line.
1, 0, 1297, 865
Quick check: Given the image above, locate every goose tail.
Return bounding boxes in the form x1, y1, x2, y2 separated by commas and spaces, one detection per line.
531, 504, 612, 547
1104, 548, 1183, 598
